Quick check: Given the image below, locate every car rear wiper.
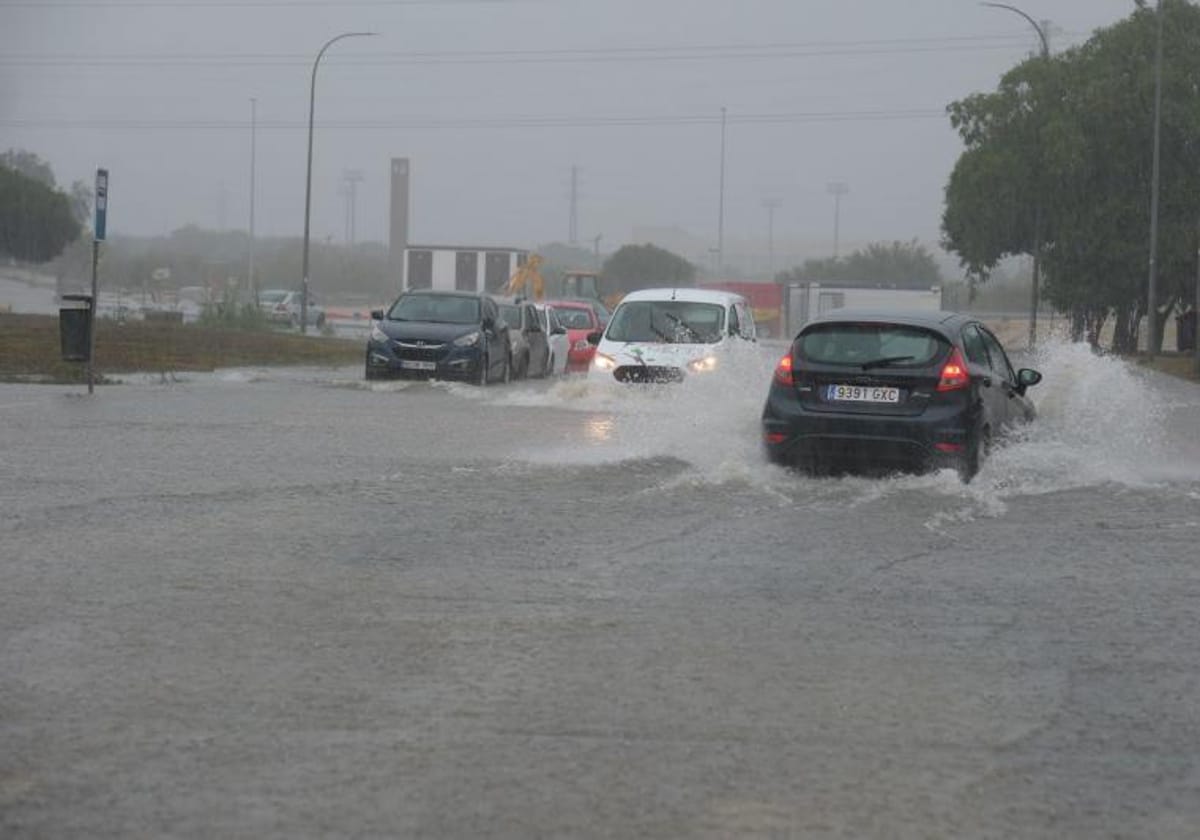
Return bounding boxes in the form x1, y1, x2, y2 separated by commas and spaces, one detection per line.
859, 355, 916, 370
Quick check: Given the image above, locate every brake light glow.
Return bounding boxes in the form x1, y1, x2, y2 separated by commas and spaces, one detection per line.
774, 353, 794, 385
937, 348, 969, 392
765, 432, 787, 445
934, 442, 965, 453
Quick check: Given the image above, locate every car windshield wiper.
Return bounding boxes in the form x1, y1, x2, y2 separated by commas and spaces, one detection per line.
662, 312, 701, 340
859, 355, 916, 370
647, 320, 673, 343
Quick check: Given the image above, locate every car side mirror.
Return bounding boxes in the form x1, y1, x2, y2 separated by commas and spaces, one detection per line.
370, 309, 385, 321
1017, 368, 1042, 393
552, 325, 567, 336
586, 330, 603, 346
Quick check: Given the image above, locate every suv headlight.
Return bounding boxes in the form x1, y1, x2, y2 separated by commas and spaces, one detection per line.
688, 356, 718, 373
573, 339, 592, 352
593, 352, 617, 371
370, 324, 388, 342
453, 331, 481, 348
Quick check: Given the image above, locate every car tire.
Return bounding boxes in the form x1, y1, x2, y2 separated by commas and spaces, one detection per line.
959, 427, 990, 483
547, 353, 555, 377
477, 352, 490, 387
502, 353, 512, 385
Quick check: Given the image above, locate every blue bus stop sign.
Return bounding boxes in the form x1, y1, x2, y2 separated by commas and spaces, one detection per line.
94, 169, 108, 241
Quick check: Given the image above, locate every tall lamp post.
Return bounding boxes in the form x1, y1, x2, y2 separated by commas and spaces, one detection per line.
982, 3, 1049, 349
1145, 0, 1165, 359
301, 31, 377, 334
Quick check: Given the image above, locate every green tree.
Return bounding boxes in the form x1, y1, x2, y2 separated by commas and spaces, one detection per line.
942, 0, 1200, 352
777, 240, 944, 289
601, 243, 695, 295
0, 165, 82, 263
0, 149, 57, 188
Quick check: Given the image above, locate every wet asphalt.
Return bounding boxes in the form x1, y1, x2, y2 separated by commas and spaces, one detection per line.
2, 351, 1199, 839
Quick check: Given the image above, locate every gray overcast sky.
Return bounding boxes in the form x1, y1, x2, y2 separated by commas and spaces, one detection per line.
2, 0, 1137, 266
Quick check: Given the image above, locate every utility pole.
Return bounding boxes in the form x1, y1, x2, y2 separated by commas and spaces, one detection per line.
248, 97, 257, 302
827, 181, 849, 259
593, 234, 603, 271
717, 106, 727, 274
762, 197, 781, 277
342, 169, 363, 245
569, 165, 579, 245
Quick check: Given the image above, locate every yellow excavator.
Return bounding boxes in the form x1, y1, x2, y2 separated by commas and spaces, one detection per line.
561, 269, 623, 311
504, 253, 545, 300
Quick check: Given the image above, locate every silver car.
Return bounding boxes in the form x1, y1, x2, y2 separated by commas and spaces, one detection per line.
258, 289, 325, 328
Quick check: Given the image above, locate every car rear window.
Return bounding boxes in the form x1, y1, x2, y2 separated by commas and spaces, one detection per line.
554, 308, 594, 329
797, 322, 946, 366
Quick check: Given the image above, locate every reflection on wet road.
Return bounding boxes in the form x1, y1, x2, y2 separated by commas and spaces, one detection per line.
2, 341, 1199, 838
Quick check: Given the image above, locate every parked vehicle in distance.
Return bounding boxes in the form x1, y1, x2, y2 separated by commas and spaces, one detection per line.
536, 303, 570, 376
365, 291, 511, 385
761, 310, 1042, 481
258, 288, 326, 328
587, 288, 757, 384
543, 299, 604, 373
496, 298, 551, 379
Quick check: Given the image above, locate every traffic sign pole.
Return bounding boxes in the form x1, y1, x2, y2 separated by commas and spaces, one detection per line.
89, 168, 108, 395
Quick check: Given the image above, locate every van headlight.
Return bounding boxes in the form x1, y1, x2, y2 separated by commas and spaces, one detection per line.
573, 339, 592, 352
688, 356, 718, 373
453, 331, 481, 348
593, 352, 617, 371
370, 324, 388, 342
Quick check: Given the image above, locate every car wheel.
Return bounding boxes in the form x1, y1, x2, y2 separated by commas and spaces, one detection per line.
547, 353, 555, 377
959, 427, 990, 483
477, 352, 490, 387
502, 353, 512, 385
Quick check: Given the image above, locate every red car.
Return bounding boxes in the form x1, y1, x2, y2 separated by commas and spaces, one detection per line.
543, 299, 602, 373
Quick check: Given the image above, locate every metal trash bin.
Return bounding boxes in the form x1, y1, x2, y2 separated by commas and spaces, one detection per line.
59, 294, 93, 362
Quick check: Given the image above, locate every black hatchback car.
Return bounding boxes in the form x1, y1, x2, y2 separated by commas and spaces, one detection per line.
365, 291, 512, 384
762, 310, 1042, 480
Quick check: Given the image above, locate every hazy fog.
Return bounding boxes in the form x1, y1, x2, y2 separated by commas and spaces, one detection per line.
2, 0, 1136, 266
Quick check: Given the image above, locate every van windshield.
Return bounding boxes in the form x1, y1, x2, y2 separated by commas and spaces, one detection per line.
605, 301, 724, 344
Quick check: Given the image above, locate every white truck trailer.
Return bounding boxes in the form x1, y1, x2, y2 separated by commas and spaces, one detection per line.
401, 245, 529, 295
783, 283, 943, 337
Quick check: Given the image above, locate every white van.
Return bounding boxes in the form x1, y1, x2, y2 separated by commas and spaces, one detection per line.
587, 288, 757, 383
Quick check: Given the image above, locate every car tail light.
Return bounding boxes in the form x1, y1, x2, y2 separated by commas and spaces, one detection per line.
934, 442, 965, 453
765, 432, 787, 445
774, 353, 794, 385
937, 348, 969, 392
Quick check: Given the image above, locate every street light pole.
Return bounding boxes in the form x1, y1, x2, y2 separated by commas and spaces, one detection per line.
826, 181, 848, 259
301, 31, 376, 334
763, 197, 781, 277
982, 2, 1049, 350
717, 106, 727, 275
1146, 0, 1165, 359
249, 97, 257, 303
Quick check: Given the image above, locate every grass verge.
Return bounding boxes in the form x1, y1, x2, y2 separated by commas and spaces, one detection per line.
0, 313, 362, 384
1138, 353, 1200, 383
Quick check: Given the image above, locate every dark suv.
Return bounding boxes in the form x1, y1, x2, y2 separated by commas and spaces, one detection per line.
365, 291, 512, 385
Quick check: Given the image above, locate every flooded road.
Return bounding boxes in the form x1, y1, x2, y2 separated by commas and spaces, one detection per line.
3, 343, 1199, 839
